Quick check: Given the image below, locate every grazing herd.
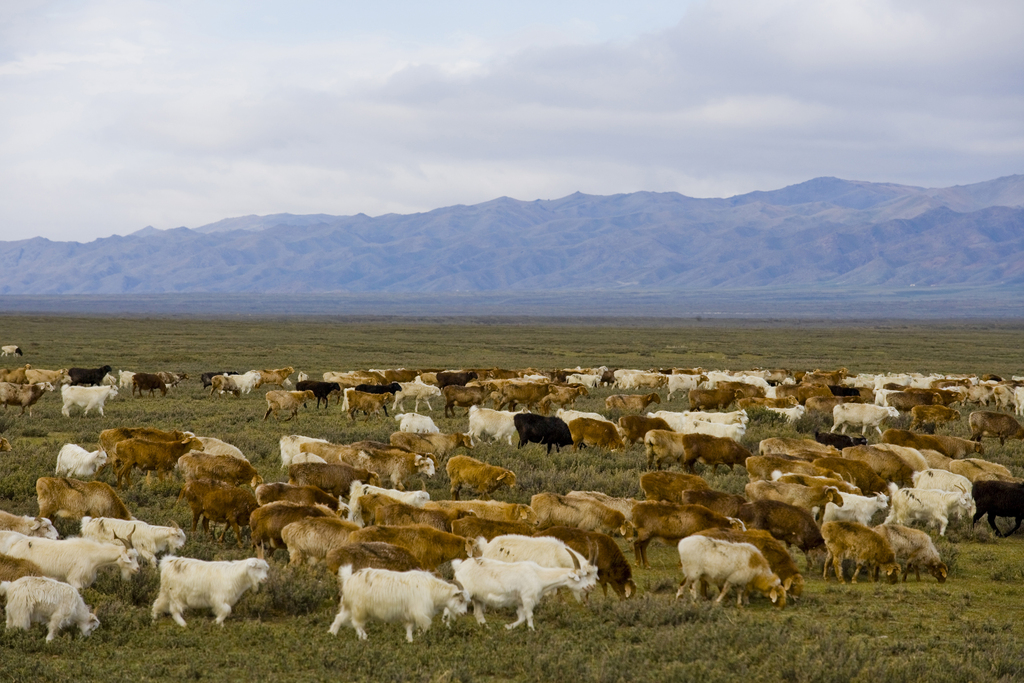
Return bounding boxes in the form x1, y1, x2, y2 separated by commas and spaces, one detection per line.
1, 354, 1023, 644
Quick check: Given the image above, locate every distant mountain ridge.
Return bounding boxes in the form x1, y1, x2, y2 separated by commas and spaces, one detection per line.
2, 175, 1023, 294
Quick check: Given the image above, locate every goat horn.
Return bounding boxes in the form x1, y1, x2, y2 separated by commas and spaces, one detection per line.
570, 549, 581, 571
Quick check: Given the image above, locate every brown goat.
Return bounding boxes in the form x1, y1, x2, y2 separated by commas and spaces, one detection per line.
447, 455, 516, 500
821, 521, 900, 584
631, 501, 743, 569
969, 411, 1024, 445
639, 471, 710, 503
36, 478, 133, 521
345, 524, 470, 571
324, 542, 423, 575
249, 501, 336, 560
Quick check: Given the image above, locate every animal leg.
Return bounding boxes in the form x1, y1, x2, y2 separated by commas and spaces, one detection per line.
328, 605, 350, 636
472, 600, 487, 625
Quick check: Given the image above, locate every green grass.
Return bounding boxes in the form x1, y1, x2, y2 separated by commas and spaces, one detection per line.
1, 315, 1023, 682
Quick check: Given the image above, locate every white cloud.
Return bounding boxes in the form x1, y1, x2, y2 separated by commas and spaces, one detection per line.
0, 0, 1021, 241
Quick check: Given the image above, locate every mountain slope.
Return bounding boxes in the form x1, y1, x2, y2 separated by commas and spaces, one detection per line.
2, 176, 1022, 294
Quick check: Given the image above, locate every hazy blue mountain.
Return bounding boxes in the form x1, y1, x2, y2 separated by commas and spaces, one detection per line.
2, 175, 1022, 294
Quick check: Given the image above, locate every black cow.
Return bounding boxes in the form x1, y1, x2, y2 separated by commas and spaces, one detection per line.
68, 365, 112, 386
435, 371, 478, 389
513, 414, 573, 454
201, 371, 238, 388
973, 480, 1024, 537
814, 431, 867, 450
296, 380, 342, 409
827, 385, 862, 397
353, 382, 402, 396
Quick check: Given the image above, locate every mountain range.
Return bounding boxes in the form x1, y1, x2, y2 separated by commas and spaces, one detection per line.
2, 175, 1023, 294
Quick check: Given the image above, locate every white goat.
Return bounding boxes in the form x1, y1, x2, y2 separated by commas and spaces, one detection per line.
328, 566, 468, 642
55, 444, 108, 478
1, 576, 100, 641
151, 556, 270, 627
452, 556, 597, 630
80, 516, 186, 565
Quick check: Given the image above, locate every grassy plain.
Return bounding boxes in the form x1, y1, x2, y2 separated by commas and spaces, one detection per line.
0, 315, 1023, 682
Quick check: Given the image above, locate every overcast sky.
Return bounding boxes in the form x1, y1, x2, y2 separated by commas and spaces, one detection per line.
2, 0, 1022, 242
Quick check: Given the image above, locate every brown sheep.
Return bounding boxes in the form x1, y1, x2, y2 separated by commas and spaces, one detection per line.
177, 479, 235, 532
98, 427, 192, 473
564, 491, 640, 523
804, 395, 862, 413
537, 385, 589, 414
885, 391, 937, 412
773, 474, 861, 496
948, 458, 1015, 483
131, 373, 167, 397
0, 382, 52, 416
737, 396, 800, 410
353, 445, 435, 491
489, 381, 552, 411
774, 383, 832, 405
256, 367, 295, 389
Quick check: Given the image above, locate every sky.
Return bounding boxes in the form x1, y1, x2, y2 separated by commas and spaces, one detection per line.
1, 0, 1022, 242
